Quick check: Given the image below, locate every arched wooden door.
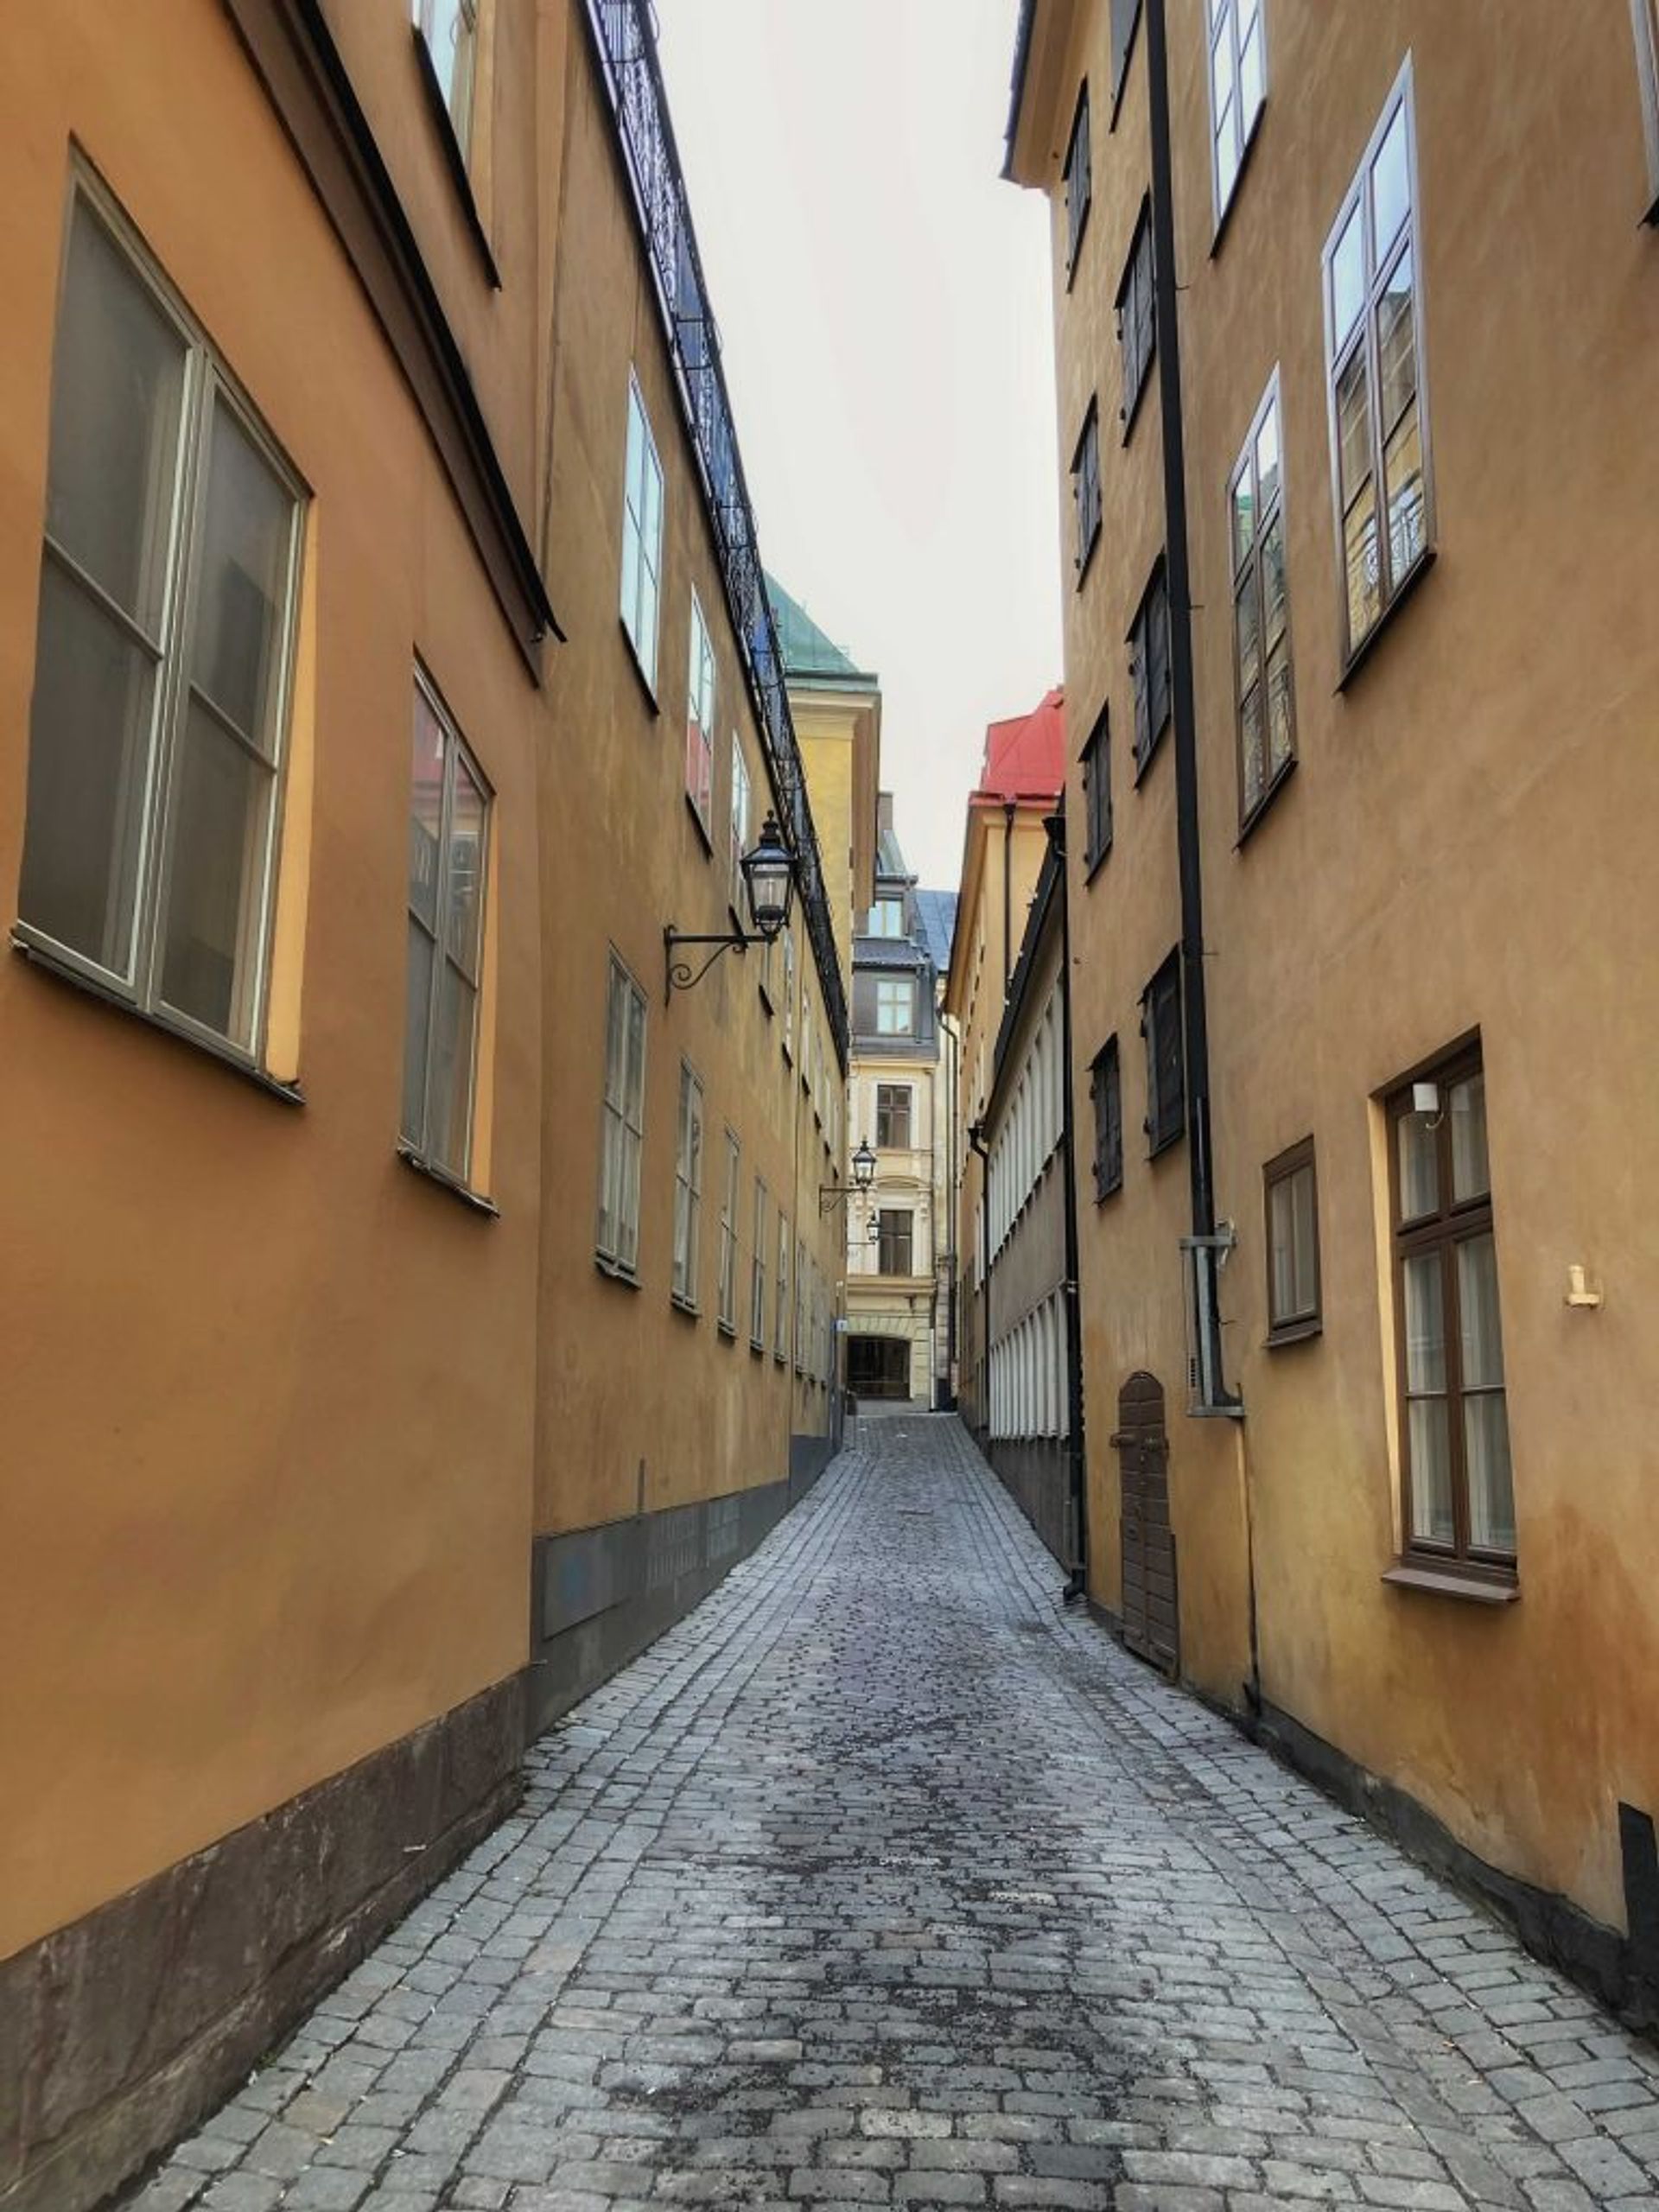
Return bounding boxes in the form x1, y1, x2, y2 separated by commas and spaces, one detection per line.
1113, 1371, 1178, 1675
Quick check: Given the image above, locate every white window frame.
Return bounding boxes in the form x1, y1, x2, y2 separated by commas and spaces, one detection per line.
782, 925, 796, 1060
717, 1128, 741, 1333
1631, 0, 1659, 218
875, 977, 914, 1036
868, 897, 905, 938
751, 1177, 768, 1349
597, 953, 647, 1274
775, 1212, 791, 1362
728, 734, 751, 913
18, 178, 305, 1071
672, 1060, 704, 1309
412, 0, 480, 160
685, 591, 715, 836
1206, 0, 1266, 226
403, 669, 493, 1186
620, 373, 663, 688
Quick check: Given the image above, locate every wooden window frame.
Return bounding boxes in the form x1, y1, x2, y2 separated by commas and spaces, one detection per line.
750, 1177, 768, 1350
1081, 705, 1112, 877
1090, 1036, 1122, 1201
1128, 558, 1171, 780
874, 976, 915, 1038
596, 953, 647, 1278
620, 373, 663, 692
876, 1082, 912, 1150
878, 1207, 915, 1278
716, 1128, 741, 1335
1063, 80, 1093, 283
1140, 950, 1185, 1158
1071, 400, 1102, 583
1262, 1135, 1320, 1345
671, 1059, 705, 1313
774, 1212, 791, 1362
1230, 371, 1295, 836
1115, 200, 1156, 443
1385, 1040, 1516, 1587
1321, 57, 1434, 677
1109, 0, 1142, 122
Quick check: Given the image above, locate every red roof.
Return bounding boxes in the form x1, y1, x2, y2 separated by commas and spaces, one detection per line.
975, 686, 1065, 804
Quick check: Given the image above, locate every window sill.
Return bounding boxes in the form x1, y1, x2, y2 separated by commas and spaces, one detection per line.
1336, 548, 1437, 692
1209, 102, 1266, 261
750, 1336, 766, 1356
670, 1291, 700, 1320
397, 1142, 499, 1217
620, 617, 660, 714
1264, 1315, 1321, 1349
1382, 1560, 1518, 1605
1145, 1122, 1185, 1162
1235, 754, 1296, 848
1132, 721, 1169, 787
683, 790, 715, 854
594, 1251, 640, 1289
410, 25, 501, 289
758, 981, 774, 1017
773, 1349, 787, 1367
1084, 841, 1113, 885
717, 1317, 738, 1341
11, 931, 305, 1106
1094, 1177, 1123, 1205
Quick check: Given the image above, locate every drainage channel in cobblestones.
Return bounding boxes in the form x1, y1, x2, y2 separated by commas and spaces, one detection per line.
134, 1417, 1659, 2212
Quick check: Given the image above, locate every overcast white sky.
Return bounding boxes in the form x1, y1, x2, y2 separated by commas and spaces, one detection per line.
655, 0, 1062, 893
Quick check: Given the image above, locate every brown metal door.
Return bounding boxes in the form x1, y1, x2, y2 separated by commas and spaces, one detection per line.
1114, 1371, 1179, 1675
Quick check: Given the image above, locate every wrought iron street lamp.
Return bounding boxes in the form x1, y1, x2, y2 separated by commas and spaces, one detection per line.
820, 1138, 876, 1215
664, 811, 795, 1000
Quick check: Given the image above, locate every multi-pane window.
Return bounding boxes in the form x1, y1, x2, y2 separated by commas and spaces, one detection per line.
878, 1209, 914, 1277
794, 1238, 808, 1372
1324, 62, 1431, 665
1128, 560, 1172, 777
875, 977, 915, 1036
717, 1130, 741, 1332
19, 187, 303, 1062
775, 1214, 791, 1360
597, 955, 647, 1273
1090, 1037, 1122, 1200
876, 1083, 912, 1149
404, 676, 491, 1184
1071, 402, 1102, 578
671, 1061, 704, 1307
1109, 0, 1141, 107
1230, 377, 1294, 828
620, 375, 663, 687
1064, 82, 1092, 276
413, 0, 480, 159
1263, 1136, 1320, 1343
1207, 0, 1265, 220
1116, 204, 1155, 433
1081, 707, 1112, 874
1141, 950, 1184, 1156
1631, 0, 1659, 216
728, 736, 750, 913
868, 897, 905, 938
750, 1179, 768, 1346
685, 592, 715, 836
782, 925, 796, 1058
1389, 1048, 1515, 1574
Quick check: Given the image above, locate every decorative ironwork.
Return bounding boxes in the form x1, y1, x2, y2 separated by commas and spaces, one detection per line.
584, 0, 849, 1062
664, 924, 749, 1003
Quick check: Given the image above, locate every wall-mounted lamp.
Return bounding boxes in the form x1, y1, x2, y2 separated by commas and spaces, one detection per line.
821, 1139, 877, 1214
664, 811, 795, 1001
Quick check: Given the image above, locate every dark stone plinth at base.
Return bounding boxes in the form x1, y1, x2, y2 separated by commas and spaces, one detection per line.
0, 1675, 524, 2212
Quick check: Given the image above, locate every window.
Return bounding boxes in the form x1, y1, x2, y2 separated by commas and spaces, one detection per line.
794, 1238, 808, 1372
1230, 377, 1294, 829
404, 675, 491, 1184
1081, 707, 1112, 874
876, 1083, 912, 1149
1632, 0, 1659, 218
1141, 950, 1184, 1156
620, 376, 663, 686
1128, 560, 1172, 777
1264, 1136, 1319, 1343
1064, 82, 1092, 276
728, 735, 750, 913
18, 186, 303, 1063
1090, 1037, 1122, 1200
1324, 62, 1431, 666
1116, 203, 1155, 434
774, 1214, 791, 1360
782, 925, 796, 1058
868, 897, 905, 938
1071, 402, 1102, 579
597, 955, 647, 1273
685, 592, 715, 836
1388, 1048, 1514, 1573
671, 1062, 704, 1307
413, 0, 480, 159
751, 1179, 768, 1348
1109, 0, 1141, 110
876, 977, 915, 1037
717, 1130, 740, 1332
1207, 0, 1265, 221
877, 1209, 914, 1277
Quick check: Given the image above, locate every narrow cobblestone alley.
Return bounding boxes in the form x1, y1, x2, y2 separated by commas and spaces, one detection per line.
138, 1422, 1659, 2212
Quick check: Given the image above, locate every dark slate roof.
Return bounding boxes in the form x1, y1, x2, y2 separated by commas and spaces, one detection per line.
852, 936, 926, 972
912, 890, 957, 975
765, 574, 876, 686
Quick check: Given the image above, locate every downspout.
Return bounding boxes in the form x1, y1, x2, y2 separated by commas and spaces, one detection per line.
968, 1117, 992, 1438
1001, 801, 1015, 995
1047, 815, 1090, 1602
944, 1013, 960, 1407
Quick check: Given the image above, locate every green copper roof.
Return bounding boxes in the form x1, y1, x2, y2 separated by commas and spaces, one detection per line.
765, 574, 877, 687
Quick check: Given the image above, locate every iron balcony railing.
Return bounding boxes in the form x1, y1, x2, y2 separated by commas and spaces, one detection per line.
585, 0, 849, 1063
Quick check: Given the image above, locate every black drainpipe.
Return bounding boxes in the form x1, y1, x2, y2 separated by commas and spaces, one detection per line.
1001, 801, 1015, 994
1047, 814, 1090, 1602
968, 1117, 991, 1436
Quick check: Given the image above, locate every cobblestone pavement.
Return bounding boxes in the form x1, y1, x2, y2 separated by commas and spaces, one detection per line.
138, 1418, 1659, 2212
